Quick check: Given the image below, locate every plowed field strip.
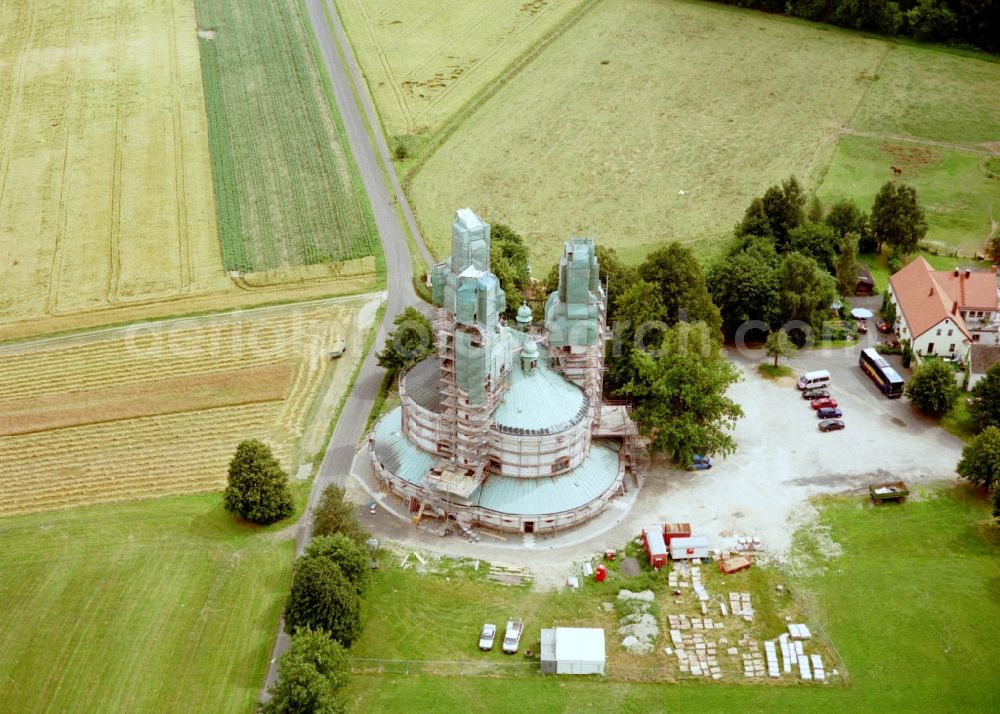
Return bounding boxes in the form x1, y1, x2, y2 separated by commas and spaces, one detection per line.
0, 361, 294, 436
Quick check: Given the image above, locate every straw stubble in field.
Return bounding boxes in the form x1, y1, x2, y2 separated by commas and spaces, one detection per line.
336, 0, 589, 141
0, 0, 228, 324
0, 300, 370, 516
407, 0, 888, 266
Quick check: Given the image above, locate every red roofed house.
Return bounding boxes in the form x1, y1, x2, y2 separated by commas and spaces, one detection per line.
887, 258, 1000, 363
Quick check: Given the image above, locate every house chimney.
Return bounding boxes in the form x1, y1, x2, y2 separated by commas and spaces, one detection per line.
954, 267, 960, 277
952, 301, 958, 315
929, 286, 934, 296
965, 268, 971, 278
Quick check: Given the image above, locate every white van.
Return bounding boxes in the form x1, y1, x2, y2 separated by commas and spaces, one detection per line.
796, 369, 831, 390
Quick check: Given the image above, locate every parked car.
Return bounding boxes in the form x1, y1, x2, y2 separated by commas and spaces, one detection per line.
802, 388, 830, 400
818, 418, 845, 432
502, 619, 524, 654
688, 454, 712, 471
478, 623, 496, 651
817, 407, 843, 419
811, 397, 838, 410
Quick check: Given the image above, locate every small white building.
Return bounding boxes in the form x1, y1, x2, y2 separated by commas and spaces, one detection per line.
968, 343, 1000, 391
539, 627, 605, 675
669, 536, 710, 560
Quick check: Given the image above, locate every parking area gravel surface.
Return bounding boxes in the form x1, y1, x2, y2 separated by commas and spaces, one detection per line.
351, 342, 966, 588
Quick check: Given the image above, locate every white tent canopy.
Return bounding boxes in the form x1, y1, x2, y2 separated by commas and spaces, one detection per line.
540, 627, 605, 675
851, 307, 874, 319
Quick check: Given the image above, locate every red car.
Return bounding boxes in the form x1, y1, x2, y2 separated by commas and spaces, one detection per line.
811, 397, 838, 410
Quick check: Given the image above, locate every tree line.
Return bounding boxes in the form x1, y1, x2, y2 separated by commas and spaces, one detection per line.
220, 440, 371, 712
707, 0, 998, 53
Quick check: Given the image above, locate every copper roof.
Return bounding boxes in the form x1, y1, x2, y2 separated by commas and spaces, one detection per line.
889, 257, 972, 341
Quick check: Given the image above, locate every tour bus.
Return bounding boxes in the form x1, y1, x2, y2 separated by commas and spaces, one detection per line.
859, 348, 905, 398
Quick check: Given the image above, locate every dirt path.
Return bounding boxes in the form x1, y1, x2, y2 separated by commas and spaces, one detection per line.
840, 126, 998, 156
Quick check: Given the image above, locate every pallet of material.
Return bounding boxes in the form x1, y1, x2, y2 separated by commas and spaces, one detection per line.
718, 554, 752, 574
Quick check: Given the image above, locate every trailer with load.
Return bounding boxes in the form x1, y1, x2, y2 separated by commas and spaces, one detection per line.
869, 480, 909, 504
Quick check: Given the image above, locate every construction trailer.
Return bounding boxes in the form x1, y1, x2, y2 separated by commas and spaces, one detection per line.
540, 627, 606, 675
662, 522, 692, 544
641, 525, 668, 568
669, 536, 709, 561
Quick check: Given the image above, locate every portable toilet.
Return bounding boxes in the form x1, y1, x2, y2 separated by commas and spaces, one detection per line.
641, 526, 668, 569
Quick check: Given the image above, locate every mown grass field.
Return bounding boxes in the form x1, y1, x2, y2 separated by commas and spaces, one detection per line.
339, 0, 999, 269
403, 0, 888, 267
0, 493, 295, 714
347, 485, 1000, 712
195, 0, 377, 273
335, 0, 590, 150
0, 297, 375, 516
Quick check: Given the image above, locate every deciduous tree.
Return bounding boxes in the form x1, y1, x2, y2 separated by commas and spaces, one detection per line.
835, 232, 861, 298
870, 181, 927, 255
376, 307, 433, 373
905, 359, 958, 417
956, 426, 1000, 491
620, 322, 743, 466
707, 248, 780, 339
284, 555, 362, 647
262, 627, 349, 714
312, 485, 366, 544
223, 440, 293, 525
789, 221, 839, 273
969, 362, 1000, 431
638, 243, 721, 334
765, 329, 798, 368
777, 252, 837, 334
304, 534, 372, 596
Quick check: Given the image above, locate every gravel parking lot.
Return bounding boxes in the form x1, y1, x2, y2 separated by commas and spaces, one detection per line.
351, 340, 966, 586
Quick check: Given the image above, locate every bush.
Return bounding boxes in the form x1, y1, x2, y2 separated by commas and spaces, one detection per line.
262, 627, 349, 714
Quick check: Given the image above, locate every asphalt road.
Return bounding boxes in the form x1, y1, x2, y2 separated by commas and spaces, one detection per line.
261, 0, 433, 698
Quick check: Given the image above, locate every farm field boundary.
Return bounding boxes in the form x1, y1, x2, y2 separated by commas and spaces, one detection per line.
194, 0, 379, 273
0, 295, 380, 516
334, 0, 594, 156
403, 0, 889, 267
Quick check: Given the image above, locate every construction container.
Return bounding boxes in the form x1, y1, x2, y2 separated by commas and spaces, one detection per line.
662, 522, 692, 543
641, 525, 668, 568
669, 536, 709, 561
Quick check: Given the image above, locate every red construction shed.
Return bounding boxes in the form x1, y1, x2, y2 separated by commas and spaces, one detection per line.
662, 522, 692, 544
641, 526, 668, 569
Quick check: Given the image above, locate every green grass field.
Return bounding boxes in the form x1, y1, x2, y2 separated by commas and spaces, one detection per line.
818, 136, 998, 257
404, 0, 888, 267
332, 0, 1000, 269
346, 485, 1000, 711
0, 494, 295, 713
335, 0, 590, 149
195, 0, 377, 273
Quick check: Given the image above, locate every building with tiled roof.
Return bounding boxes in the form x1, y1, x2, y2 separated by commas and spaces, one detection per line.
887, 257, 999, 362
369, 209, 640, 535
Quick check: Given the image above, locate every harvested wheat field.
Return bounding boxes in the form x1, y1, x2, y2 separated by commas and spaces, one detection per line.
0, 0, 379, 342
0, 295, 380, 516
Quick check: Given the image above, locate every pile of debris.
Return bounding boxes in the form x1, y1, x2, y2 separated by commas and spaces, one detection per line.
617, 589, 658, 655
486, 563, 533, 586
